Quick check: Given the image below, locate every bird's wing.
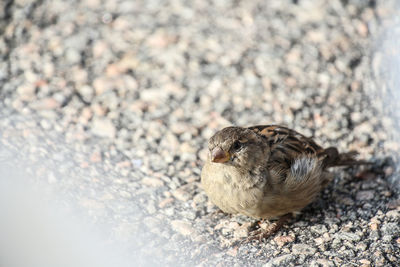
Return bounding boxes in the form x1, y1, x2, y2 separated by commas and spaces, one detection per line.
249, 125, 368, 170
248, 125, 327, 180
248, 125, 323, 156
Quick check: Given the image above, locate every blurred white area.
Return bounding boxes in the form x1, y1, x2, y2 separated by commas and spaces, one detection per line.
0, 156, 132, 267
371, 2, 400, 189
372, 13, 400, 133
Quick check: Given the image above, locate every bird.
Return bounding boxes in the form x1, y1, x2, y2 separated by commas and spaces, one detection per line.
201, 125, 368, 241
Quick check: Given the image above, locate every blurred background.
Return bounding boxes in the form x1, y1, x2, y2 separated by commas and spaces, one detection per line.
0, 0, 399, 266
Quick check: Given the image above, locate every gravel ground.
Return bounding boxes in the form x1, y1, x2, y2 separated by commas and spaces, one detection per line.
0, 0, 400, 266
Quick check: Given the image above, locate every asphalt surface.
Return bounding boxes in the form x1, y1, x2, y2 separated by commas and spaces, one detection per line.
0, 0, 399, 266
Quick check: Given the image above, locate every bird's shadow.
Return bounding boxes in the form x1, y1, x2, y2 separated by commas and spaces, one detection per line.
299, 156, 398, 224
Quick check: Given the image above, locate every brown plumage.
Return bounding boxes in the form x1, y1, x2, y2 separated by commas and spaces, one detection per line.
201, 125, 367, 221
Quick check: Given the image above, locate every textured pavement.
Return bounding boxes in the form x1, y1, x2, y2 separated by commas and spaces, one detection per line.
0, 0, 399, 266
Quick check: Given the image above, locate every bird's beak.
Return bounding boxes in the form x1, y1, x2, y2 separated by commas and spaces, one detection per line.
211, 147, 230, 163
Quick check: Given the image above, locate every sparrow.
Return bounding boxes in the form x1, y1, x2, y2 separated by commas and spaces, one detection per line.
201, 125, 368, 240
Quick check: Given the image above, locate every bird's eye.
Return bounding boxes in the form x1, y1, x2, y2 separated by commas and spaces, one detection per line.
232, 140, 242, 151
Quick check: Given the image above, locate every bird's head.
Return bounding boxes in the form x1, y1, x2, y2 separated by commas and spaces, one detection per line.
208, 126, 267, 169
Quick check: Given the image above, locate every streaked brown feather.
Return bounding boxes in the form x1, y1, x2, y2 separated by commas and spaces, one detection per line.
248, 125, 365, 170
248, 125, 324, 182
249, 125, 323, 155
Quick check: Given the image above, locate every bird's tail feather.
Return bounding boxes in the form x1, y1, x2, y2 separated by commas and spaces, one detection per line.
322, 147, 371, 167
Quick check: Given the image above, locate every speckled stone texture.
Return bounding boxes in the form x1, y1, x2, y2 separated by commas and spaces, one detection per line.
0, 0, 399, 266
